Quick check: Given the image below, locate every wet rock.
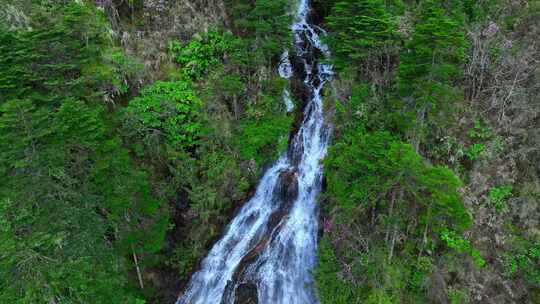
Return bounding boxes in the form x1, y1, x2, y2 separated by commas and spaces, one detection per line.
221, 280, 235, 304
222, 281, 259, 304
290, 71, 310, 106
235, 283, 258, 304
277, 169, 299, 204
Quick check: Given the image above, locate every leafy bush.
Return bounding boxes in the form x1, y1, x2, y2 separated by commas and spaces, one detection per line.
408, 256, 434, 292
123, 80, 202, 151
468, 119, 492, 141
315, 237, 356, 304
488, 185, 513, 213
365, 290, 395, 304
168, 240, 205, 277
235, 115, 292, 167
465, 143, 486, 161
325, 127, 471, 234
318, 123, 472, 302
440, 229, 486, 268
449, 287, 470, 304
169, 30, 233, 80
503, 238, 540, 287
104, 49, 144, 97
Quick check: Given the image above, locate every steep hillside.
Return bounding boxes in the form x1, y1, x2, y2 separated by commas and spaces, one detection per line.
315, 1, 540, 303
0, 1, 538, 304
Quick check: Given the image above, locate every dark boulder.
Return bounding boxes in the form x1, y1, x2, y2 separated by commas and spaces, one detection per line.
235, 282, 258, 304
221, 281, 259, 304
276, 169, 299, 205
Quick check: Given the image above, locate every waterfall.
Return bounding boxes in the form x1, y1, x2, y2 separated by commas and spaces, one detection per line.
177, 0, 332, 303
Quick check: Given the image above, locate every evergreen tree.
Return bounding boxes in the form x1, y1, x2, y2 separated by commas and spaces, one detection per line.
317, 125, 472, 302
326, 0, 398, 74
395, 0, 467, 144
0, 3, 166, 302
225, 0, 293, 65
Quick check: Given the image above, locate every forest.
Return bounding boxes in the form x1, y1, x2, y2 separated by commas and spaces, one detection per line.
0, 0, 539, 303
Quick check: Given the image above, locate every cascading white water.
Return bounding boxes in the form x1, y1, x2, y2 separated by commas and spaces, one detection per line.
278, 51, 295, 112
177, 1, 332, 303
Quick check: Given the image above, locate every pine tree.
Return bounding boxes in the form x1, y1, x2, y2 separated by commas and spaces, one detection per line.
395, 0, 467, 144
326, 0, 398, 75
0, 3, 165, 302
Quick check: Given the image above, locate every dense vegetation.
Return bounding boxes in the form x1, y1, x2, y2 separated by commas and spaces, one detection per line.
1, 0, 293, 302
316, 0, 540, 303
0, 3, 162, 303
1, 0, 538, 303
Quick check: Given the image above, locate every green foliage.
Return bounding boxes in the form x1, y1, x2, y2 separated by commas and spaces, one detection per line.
104, 49, 145, 96
0, 99, 165, 303
326, 0, 398, 72
226, 0, 292, 63
462, 119, 493, 161
440, 229, 486, 268
236, 115, 292, 166
123, 80, 202, 151
169, 30, 233, 80
396, 0, 467, 141
429, 119, 501, 168
123, 0, 294, 290
491, 136, 506, 155
502, 237, 540, 287
448, 287, 470, 304
365, 290, 395, 304
316, 237, 438, 302
398, 1, 467, 88
468, 119, 492, 141
315, 237, 356, 304
168, 240, 204, 277
325, 126, 471, 234
408, 256, 433, 292
189, 149, 250, 222
465, 143, 486, 161
319, 80, 472, 301
132, 1, 295, 284
0, 3, 117, 104
156, 135, 253, 280
318, 122, 471, 302
316, 0, 539, 302
488, 185, 513, 213
0, 2, 167, 302
462, 0, 502, 22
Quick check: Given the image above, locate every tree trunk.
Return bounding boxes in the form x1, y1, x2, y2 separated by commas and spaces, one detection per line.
132, 245, 145, 290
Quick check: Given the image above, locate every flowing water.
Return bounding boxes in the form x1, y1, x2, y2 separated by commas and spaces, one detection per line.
177, 1, 332, 303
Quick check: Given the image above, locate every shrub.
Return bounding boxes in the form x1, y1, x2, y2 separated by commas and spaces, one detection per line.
488, 185, 513, 213
440, 228, 486, 268
169, 30, 233, 80
465, 143, 486, 161
503, 238, 540, 287
123, 80, 202, 151
235, 115, 292, 167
